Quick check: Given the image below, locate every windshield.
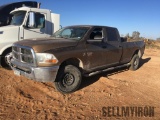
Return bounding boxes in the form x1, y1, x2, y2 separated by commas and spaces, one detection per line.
10, 11, 26, 25
53, 27, 89, 40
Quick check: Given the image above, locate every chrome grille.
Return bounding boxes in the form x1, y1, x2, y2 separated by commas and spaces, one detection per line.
12, 45, 35, 65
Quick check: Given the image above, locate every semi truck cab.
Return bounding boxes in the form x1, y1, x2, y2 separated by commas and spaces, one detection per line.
0, 7, 60, 67
0, 1, 39, 27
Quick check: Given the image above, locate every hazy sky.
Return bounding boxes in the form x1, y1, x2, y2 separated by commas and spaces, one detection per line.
1, 0, 160, 39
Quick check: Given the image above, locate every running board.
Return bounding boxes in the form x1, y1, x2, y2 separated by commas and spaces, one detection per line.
85, 63, 131, 77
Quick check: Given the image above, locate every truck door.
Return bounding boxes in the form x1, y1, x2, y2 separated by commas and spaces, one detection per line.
85, 27, 108, 69
23, 12, 48, 39
104, 27, 122, 66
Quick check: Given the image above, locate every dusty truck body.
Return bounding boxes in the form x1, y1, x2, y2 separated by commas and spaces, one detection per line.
10, 25, 145, 93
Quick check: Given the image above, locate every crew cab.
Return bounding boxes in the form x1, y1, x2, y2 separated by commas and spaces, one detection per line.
10, 25, 145, 94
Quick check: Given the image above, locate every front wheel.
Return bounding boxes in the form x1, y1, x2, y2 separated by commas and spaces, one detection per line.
1, 51, 12, 69
129, 54, 140, 71
54, 65, 82, 94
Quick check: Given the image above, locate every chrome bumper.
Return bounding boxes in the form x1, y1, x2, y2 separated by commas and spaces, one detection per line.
10, 59, 59, 82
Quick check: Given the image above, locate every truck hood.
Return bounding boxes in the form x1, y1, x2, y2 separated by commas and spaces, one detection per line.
15, 37, 79, 53
0, 25, 19, 31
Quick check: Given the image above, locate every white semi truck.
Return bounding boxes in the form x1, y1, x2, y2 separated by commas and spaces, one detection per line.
0, 7, 60, 67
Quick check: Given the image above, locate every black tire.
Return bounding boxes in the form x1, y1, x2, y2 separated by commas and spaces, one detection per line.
55, 65, 82, 94
129, 54, 140, 71
1, 51, 12, 69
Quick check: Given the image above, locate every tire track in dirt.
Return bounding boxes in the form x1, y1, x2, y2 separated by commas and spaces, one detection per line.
107, 75, 160, 104
0, 69, 65, 119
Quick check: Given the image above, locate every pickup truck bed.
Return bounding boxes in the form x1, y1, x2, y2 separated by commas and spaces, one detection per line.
10, 25, 145, 94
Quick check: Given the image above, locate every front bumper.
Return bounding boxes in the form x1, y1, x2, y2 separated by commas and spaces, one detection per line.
10, 59, 59, 82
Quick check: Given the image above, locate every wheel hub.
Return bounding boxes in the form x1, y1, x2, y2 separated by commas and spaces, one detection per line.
134, 59, 138, 66
63, 73, 75, 86
5, 53, 12, 66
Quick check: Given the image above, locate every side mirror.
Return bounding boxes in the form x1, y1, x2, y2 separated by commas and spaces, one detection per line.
87, 37, 105, 44
28, 12, 35, 28
94, 35, 103, 40
86, 39, 102, 43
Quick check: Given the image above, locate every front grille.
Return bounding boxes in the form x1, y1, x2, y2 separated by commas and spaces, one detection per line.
12, 45, 36, 65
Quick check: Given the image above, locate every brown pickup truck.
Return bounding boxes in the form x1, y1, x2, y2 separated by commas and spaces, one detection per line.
10, 25, 145, 93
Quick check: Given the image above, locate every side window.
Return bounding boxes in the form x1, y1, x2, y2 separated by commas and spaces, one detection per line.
35, 13, 45, 28
106, 28, 118, 41
61, 29, 72, 38
27, 12, 45, 29
89, 28, 103, 40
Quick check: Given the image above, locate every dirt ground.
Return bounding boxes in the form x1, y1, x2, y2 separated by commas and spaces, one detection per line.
0, 48, 160, 120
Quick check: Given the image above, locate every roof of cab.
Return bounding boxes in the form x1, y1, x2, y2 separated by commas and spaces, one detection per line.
64, 25, 117, 29
10, 6, 50, 14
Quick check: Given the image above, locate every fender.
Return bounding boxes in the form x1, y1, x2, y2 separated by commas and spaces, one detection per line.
0, 43, 13, 55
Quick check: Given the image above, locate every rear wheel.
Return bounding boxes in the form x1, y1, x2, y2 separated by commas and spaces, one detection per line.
55, 65, 82, 94
129, 54, 140, 71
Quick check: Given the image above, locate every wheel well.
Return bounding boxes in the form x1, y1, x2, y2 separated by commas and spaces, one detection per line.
0, 47, 12, 67
2, 47, 12, 56
132, 49, 141, 58
59, 58, 83, 70
55, 58, 83, 82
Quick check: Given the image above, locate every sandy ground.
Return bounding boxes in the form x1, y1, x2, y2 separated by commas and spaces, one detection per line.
0, 48, 160, 120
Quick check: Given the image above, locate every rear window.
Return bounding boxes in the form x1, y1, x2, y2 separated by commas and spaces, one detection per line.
106, 27, 118, 41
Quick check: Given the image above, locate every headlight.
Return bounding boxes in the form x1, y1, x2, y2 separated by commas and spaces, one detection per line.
36, 53, 58, 66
